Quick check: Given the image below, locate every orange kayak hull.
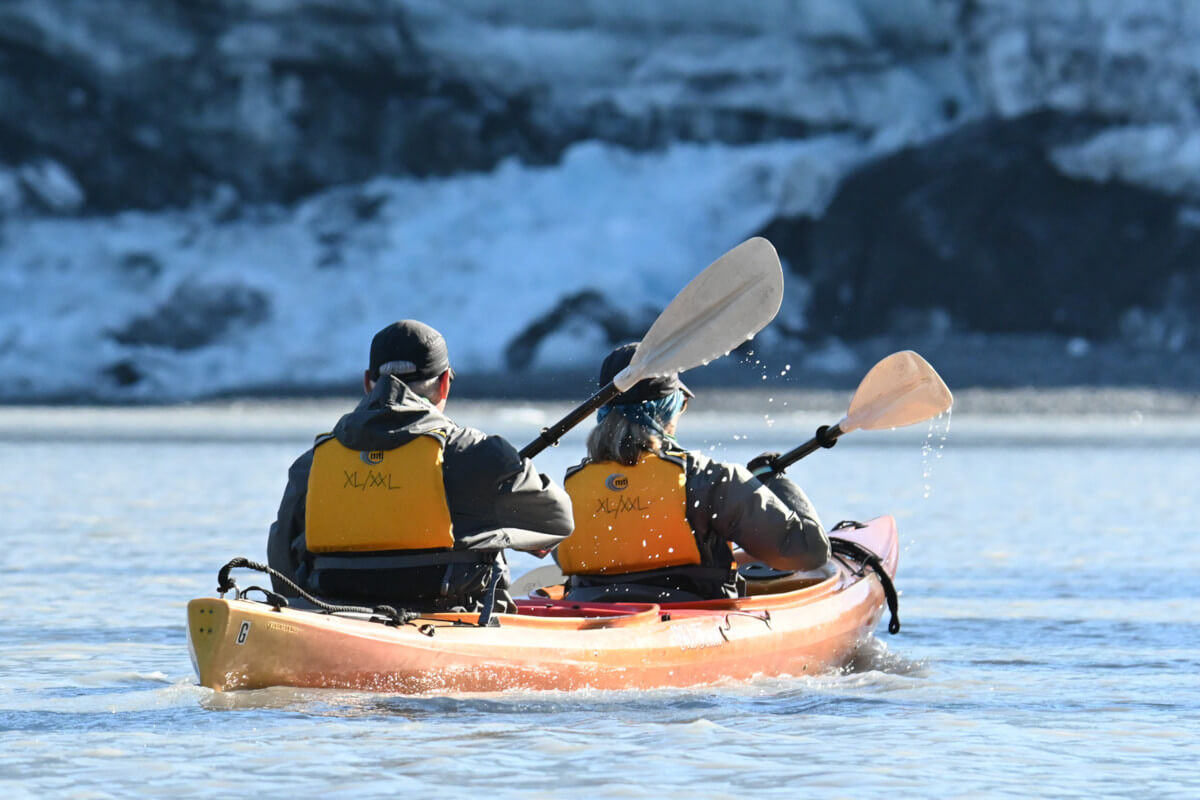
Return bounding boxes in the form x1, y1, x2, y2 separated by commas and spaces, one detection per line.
188, 516, 898, 693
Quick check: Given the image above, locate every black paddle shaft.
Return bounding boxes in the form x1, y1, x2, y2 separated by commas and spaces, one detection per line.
520, 381, 621, 459
770, 423, 844, 474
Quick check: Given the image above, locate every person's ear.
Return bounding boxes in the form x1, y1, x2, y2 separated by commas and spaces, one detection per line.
363, 370, 374, 395
438, 369, 452, 402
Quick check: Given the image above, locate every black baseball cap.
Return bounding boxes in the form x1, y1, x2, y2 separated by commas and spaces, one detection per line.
599, 342, 694, 405
368, 320, 453, 382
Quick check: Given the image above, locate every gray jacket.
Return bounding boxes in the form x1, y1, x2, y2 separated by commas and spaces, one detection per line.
563, 450, 828, 601
683, 451, 829, 572
266, 375, 574, 602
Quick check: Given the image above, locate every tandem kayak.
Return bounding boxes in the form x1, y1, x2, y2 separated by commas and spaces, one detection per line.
187, 516, 900, 694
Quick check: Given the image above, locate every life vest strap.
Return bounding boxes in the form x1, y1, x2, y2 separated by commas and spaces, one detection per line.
311, 549, 497, 571
567, 563, 735, 586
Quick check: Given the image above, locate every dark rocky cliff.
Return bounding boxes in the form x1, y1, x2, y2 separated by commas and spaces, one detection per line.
2, 1, 1199, 399
760, 112, 1200, 346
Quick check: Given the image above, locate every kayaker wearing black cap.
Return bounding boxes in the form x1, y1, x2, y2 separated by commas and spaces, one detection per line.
557, 343, 829, 602
266, 320, 574, 613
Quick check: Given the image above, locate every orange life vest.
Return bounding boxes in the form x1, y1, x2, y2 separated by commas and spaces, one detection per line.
558, 451, 701, 575
305, 432, 454, 553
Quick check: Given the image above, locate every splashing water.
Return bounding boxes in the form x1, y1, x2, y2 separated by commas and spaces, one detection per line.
920, 408, 953, 499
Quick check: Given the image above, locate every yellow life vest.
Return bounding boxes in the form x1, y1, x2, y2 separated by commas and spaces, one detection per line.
305, 432, 454, 553
558, 451, 701, 575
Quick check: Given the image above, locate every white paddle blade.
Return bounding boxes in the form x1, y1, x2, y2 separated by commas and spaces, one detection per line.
612, 237, 784, 392
510, 564, 566, 597
839, 350, 953, 434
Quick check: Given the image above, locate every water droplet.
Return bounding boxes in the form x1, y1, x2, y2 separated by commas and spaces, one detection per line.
919, 410, 952, 500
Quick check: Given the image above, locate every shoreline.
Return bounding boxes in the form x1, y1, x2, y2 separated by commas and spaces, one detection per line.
2, 385, 1198, 417
3, 334, 1198, 414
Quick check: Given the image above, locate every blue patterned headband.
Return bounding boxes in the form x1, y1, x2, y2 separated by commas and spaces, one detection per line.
596, 389, 687, 442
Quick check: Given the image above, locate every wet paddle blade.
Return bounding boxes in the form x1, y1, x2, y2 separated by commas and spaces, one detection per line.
839, 350, 953, 434
519, 237, 784, 460
612, 237, 784, 392
510, 564, 565, 597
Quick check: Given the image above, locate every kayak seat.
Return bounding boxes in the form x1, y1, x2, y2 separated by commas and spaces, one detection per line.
740, 560, 838, 596
564, 582, 709, 604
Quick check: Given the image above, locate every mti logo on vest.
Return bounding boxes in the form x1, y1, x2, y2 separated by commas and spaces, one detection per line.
360, 450, 385, 465
604, 473, 629, 491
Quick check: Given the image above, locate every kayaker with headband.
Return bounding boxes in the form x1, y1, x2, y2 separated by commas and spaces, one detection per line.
266, 320, 574, 613
557, 343, 830, 602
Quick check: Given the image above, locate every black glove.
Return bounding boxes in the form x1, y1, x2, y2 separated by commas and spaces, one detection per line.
747, 451, 783, 477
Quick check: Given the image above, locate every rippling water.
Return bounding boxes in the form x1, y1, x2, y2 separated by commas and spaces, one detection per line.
1, 401, 1198, 798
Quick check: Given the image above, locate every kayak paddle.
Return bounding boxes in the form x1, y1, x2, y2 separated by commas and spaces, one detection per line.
509, 564, 569, 597
510, 349, 950, 593
752, 350, 953, 476
520, 236, 785, 459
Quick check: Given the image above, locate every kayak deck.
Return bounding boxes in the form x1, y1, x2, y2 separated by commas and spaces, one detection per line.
188, 516, 898, 693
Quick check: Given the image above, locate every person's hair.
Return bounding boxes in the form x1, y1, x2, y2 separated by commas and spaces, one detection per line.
405, 375, 442, 405
377, 362, 444, 405
586, 412, 663, 465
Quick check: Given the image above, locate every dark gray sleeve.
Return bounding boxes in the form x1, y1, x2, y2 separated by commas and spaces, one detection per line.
756, 471, 827, 554
265, 448, 313, 597
493, 457, 576, 551
444, 431, 574, 552
689, 457, 830, 571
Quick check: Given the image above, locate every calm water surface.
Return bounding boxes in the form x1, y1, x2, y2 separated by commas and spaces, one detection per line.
1, 401, 1197, 798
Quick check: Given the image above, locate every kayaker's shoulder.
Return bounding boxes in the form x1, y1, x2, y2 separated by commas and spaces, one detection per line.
442, 425, 524, 472
678, 448, 719, 474
285, 440, 321, 479
679, 450, 757, 486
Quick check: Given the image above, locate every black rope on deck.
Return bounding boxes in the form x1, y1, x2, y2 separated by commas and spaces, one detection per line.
215, 557, 417, 626
828, 536, 901, 635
